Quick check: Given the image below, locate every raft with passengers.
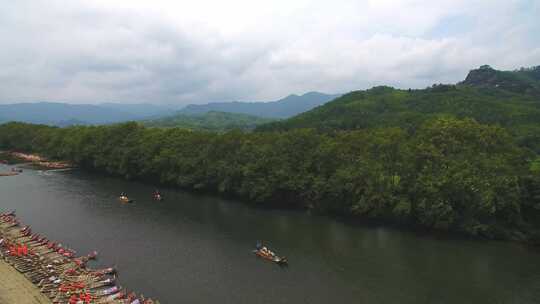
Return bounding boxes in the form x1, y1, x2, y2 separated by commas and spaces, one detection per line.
119, 192, 134, 203
152, 190, 163, 201
253, 242, 288, 266
118, 190, 163, 204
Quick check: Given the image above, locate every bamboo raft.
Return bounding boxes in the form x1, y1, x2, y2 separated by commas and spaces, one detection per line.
0, 172, 19, 176
0, 211, 159, 304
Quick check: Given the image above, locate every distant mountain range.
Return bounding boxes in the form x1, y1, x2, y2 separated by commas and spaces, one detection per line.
0, 92, 339, 126
143, 111, 276, 131
179, 92, 341, 118
0, 102, 174, 126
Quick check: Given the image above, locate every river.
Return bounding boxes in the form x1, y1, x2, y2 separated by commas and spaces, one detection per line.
1, 164, 539, 303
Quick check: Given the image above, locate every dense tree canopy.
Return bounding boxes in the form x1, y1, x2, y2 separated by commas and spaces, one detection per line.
2, 66, 539, 243
1, 118, 538, 242
257, 85, 540, 152
142, 111, 275, 131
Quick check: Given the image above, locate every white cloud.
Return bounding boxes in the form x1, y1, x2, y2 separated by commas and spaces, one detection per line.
0, 0, 538, 104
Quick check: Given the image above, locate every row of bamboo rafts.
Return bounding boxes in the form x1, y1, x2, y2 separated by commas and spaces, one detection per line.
0, 211, 159, 304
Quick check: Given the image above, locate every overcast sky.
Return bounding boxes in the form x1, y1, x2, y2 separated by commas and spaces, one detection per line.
0, 0, 539, 105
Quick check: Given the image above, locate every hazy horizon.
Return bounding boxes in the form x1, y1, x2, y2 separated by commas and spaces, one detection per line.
0, 91, 339, 106
1, 0, 539, 105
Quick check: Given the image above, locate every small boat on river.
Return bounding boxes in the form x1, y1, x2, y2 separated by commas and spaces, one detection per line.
119, 193, 134, 203
152, 190, 164, 202
253, 243, 288, 266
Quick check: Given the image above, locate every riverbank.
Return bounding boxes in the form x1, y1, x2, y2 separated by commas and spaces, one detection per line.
0, 211, 159, 303
7, 152, 73, 170
3, 168, 540, 304
1, 122, 539, 245
0, 259, 52, 304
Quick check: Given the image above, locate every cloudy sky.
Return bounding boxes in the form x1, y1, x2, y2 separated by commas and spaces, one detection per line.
0, 0, 539, 105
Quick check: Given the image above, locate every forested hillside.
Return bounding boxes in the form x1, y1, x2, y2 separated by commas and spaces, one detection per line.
1, 119, 539, 243
461, 65, 540, 96
258, 66, 540, 152
143, 111, 275, 131
1, 66, 539, 243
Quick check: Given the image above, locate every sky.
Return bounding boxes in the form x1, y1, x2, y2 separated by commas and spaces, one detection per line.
0, 0, 539, 105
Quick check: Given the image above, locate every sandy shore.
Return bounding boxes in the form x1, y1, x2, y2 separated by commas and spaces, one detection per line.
0, 259, 51, 304
2, 152, 73, 170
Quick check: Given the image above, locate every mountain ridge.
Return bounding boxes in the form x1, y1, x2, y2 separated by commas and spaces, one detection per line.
0, 92, 339, 125
257, 65, 540, 152
180, 92, 341, 118
0, 102, 175, 126
460, 65, 540, 96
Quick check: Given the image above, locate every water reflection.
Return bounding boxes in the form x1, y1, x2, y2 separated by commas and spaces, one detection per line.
1, 166, 539, 303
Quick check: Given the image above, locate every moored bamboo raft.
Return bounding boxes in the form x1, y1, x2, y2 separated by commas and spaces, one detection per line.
1, 211, 159, 304
0, 171, 19, 176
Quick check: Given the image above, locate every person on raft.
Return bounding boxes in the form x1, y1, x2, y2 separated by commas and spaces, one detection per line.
153, 189, 163, 200
255, 242, 275, 257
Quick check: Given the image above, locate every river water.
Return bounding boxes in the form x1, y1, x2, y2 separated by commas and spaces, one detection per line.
1, 164, 539, 304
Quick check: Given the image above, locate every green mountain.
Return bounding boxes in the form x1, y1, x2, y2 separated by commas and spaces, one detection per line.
258, 66, 540, 152
0, 92, 338, 126
2, 65, 539, 242
460, 65, 540, 96
180, 92, 341, 118
143, 111, 276, 131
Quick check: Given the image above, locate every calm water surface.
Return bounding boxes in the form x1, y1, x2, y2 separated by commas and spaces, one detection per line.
1, 164, 539, 303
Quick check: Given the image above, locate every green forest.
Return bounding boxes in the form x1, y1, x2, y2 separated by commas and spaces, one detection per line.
1, 65, 539, 243
143, 111, 275, 131
258, 68, 540, 153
